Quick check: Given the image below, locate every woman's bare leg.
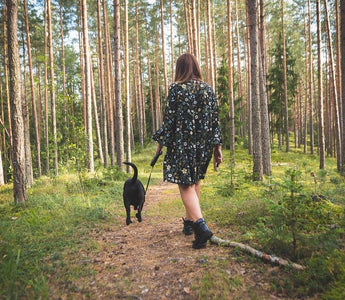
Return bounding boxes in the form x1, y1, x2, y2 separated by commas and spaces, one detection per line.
179, 184, 202, 222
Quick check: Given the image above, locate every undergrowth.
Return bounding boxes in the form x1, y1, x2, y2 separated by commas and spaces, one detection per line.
204, 145, 345, 298
0, 143, 344, 298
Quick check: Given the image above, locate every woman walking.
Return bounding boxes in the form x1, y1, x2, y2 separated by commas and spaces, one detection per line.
153, 53, 223, 249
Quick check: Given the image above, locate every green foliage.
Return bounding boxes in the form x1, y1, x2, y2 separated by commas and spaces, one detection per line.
0, 170, 125, 299
256, 167, 344, 260
1, 145, 344, 299
216, 56, 244, 149
267, 33, 299, 137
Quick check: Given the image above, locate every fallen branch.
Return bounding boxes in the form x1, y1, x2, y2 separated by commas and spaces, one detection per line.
210, 235, 305, 270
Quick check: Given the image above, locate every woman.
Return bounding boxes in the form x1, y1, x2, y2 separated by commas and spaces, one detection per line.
153, 53, 223, 249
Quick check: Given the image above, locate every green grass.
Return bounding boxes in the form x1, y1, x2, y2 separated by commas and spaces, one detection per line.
0, 143, 344, 299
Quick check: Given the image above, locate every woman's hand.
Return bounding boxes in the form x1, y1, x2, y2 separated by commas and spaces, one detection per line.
155, 143, 163, 155
214, 145, 222, 167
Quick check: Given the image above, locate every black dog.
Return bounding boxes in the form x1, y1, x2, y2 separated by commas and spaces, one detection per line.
123, 162, 145, 225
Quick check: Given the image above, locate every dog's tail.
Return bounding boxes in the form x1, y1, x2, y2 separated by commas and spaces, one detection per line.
123, 162, 138, 183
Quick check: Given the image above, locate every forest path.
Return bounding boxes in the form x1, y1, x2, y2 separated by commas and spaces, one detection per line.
68, 181, 286, 299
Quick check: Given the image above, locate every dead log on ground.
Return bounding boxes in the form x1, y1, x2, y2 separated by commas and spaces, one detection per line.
210, 235, 305, 270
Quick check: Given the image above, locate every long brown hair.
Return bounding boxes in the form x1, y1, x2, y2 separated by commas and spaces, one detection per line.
174, 53, 202, 83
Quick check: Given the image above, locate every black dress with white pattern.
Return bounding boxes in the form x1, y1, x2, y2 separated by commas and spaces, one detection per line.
153, 80, 222, 185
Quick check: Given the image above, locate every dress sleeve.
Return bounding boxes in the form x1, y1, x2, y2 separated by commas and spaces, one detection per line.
210, 91, 223, 146
152, 84, 177, 146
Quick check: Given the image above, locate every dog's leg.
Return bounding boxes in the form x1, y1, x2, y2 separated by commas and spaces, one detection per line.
135, 211, 142, 222
135, 198, 144, 222
125, 203, 132, 225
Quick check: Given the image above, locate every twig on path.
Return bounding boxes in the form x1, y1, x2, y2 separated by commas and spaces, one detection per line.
210, 235, 305, 270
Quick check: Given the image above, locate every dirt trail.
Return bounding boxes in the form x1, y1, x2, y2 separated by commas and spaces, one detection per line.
69, 182, 285, 299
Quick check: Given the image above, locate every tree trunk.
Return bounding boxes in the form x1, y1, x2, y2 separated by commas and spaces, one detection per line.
160, 0, 169, 97
21, 33, 33, 187
47, 0, 58, 174
24, 0, 41, 178
90, 63, 104, 164
324, 0, 342, 170
59, 0, 67, 126
335, 0, 343, 166
183, 0, 192, 54
308, 0, 315, 155
44, 0, 49, 173
102, 0, 115, 166
281, 0, 289, 152
317, 0, 325, 169
190, 0, 198, 61
124, 0, 131, 169
246, 0, 253, 155
81, 0, 94, 172
259, 0, 271, 175
340, 0, 345, 171
2, 5, 13, 159
248, 0, 263, 181
114, 0, 124, 171
135, 0, 144, 147
170, 0, 174, 82
227, 0, 235, 155
235, 0, 244, 138
7, 0, 27, 203
97, 0, 109, 167
206, 0, 214, 87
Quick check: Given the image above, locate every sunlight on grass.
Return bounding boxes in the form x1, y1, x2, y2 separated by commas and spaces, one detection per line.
0, 143, 344, 298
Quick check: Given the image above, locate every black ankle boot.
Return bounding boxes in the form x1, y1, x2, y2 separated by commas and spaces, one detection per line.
182, 218, 193, 236
192, 218, 213, 249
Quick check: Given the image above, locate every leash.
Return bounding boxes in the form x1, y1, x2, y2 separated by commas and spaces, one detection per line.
145, 151, 162, 193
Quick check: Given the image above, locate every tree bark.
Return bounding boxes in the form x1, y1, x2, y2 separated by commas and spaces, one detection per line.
114, 0, 124, 171
102, 0, 115, 166
246, 0, 253, 155
81, 0, 94, 172
59, 0, 67, 126
44, 0, 49, 173
210, 236, 304, 270
124, 0, 131, 170
135, 0, 144, 147
281, 0, 289, 152
227, 0, 235, 155
47, 0, 58, 174
24, 0, 41, 178
248, 0, 263, 181
340, 0, 345, 171
206, 0, 214, 87
160, 0, 169, 97
97, 0, 109, 167
316, 0, 325, 169
170, 0, 174, 82
259, 0, 271, 175
21, 32, 33, 187
307, 0, 315, 155
324, 0, 342, 170
7, 0, 27, 203
2, 5, 13, 159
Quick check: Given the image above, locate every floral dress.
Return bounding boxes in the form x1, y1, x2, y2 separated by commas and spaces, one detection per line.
152, 79, 222, 185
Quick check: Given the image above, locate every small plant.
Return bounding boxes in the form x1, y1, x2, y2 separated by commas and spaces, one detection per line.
256, 167, 344, 260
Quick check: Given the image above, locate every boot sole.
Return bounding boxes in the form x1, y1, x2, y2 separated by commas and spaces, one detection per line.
192, 233, 213, 249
